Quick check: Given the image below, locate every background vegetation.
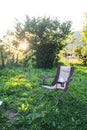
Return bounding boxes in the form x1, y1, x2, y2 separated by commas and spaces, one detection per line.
0, 13, 87, 130
0, 16, 75, 68
72, 12, 87, 65
0, 64, 87, 130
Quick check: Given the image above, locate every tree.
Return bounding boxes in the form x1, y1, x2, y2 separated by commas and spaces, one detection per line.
72, 13, 87, 65
72, 45, 87, 64
15, 16, 73, 68
0, 44, 5, 67
81, 13, 87, 44
80, 12, 87, 64
1, 30, 16, 65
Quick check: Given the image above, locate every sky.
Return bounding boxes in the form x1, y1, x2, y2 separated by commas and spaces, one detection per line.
0, 0, 87, 38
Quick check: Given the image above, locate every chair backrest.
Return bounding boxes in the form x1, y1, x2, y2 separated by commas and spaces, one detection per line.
58, 66, 73, 82
51, 66, 74, 89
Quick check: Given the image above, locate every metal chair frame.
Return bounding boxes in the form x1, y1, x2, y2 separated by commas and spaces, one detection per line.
41, 65, 75, 105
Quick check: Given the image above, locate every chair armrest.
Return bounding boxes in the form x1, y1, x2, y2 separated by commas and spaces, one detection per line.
41, 76, 56, 85
56, 81, 65, 87
56, 76, 72, 84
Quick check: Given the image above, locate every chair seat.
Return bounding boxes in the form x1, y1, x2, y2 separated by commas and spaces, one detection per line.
42, 84, 65, 90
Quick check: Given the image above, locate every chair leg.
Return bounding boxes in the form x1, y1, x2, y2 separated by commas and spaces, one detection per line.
41, 89, 76, 106
40, 92, 46, 100
40, 89, 52, 100
67, 90, 75, 99
55, 90, 75, 106
55, 91, 65, 106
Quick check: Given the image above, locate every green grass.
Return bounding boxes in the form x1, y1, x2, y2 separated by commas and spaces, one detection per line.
0, 65, 87, 130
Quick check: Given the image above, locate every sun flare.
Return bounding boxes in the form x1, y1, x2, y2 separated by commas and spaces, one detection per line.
19, 42, 27, 51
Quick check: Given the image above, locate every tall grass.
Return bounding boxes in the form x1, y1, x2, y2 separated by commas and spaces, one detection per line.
0, 64, 87, 130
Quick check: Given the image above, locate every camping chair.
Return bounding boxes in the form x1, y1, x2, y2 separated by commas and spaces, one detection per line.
41, 65, 75, 105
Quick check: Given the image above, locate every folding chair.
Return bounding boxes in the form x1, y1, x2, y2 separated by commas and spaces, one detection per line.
41, 65, 75, 105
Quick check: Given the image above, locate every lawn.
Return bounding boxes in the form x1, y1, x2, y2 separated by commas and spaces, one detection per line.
0, 64, 87, 130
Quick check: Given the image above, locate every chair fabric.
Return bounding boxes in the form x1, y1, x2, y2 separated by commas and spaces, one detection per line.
41, 65, 74, 104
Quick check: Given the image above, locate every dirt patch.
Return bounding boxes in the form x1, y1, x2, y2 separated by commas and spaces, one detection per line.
6, 109, 16, 120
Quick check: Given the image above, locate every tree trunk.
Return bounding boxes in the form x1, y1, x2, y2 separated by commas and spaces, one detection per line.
11, 54, 14, 64
1, 52, 5, 67
15, 54, 18, 64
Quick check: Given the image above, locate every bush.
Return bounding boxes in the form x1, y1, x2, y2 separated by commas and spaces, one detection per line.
36, 43, 56, 68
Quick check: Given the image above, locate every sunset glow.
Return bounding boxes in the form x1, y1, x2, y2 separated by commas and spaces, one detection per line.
19, 42, 28, 51
0, 0, 87, 38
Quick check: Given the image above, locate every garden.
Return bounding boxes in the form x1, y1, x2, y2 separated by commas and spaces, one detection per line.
0, 15, 87, 130
0, 64, 87, 130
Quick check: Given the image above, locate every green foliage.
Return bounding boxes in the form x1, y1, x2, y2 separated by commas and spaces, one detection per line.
22, 50, 36, 67
73, 45, 87, 65
0, 65, 87, 130
36, 43, 56, 68
81, 12, 87, 44
76, 12, 87, 64
14, 19, 24, 40
15, 16, 73, 68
